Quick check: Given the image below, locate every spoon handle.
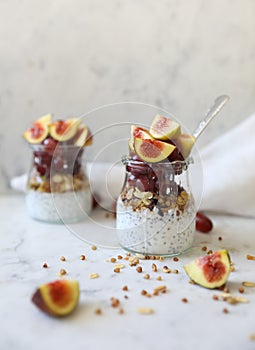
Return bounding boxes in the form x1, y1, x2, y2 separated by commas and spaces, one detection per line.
193, 95, 230, 140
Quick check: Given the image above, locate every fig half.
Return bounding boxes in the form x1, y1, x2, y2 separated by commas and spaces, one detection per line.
183, 250, 231, 289
84, 127, 93, 146
128, 125, 153, 152
49, 118, 81, 142
23, 114, 51, 144
134, 137, 176, 163
31, 279, 79, 317
150, 115, 181, 140
174, 133, 195, 159
72, 125, 89, 147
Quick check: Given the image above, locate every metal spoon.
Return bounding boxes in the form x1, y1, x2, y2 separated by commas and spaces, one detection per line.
193, 95, 230, 140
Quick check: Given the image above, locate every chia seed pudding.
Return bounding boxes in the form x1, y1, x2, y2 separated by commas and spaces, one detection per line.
26, 154, 92, 223
26, 186, 92, 223
117, 195, 195, 255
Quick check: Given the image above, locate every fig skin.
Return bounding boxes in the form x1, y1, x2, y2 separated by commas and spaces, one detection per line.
196, 212, 213, 233
23, 114, 51, 144
183, 250, 231, 289
84, 127, 93, 146
31, 279, 79, 317
32, 289, 53, 315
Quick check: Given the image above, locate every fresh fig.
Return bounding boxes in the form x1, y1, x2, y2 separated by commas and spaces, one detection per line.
149, 115, 181, 140
183, 250, 231, 289
23, 114, 51, 144
174, 133, 195, 159
128, 138, 135, 153
84, 127, 93, 146
128, 125, 153, 152
31, 279, 79, 317
134, 137, 176, 163
37, 114, 52, 125
49, 118, 81, 142
72, 125, 89, 147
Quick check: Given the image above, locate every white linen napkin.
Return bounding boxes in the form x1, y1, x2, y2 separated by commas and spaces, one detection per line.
10, 114, 255, 217
10, 173, 27, 193
198, 113, 255, 217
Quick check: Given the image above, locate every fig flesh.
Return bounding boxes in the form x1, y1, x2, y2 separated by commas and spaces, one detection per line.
150, 115, 181, 140
129, 125, 153, 152
49, 118, 81, 142
184, 250, 231, 289
134, 137, 176, 163
23, 114, 51, 144
31, 279, 79, 317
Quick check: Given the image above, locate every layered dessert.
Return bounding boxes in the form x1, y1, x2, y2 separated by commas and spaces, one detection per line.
23, 114, 92, 223
116, 115, 196, 255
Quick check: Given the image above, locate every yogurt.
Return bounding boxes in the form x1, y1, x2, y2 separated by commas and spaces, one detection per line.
26, 187, 92, 223
117, 195, 196, 256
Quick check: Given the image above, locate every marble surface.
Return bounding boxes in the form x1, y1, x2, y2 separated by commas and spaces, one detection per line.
1, 194, 255, 350
1, 0, 255, 192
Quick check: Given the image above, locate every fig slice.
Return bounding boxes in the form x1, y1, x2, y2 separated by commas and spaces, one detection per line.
149, 115, 181, 140
84, 127, 93, 146
23, 113, 52, 144
174, 133, 195, 159
183, 250, 231, 289
31, 279, 79, 317
128, 125, 153, 152
134, 137, 176, 163
49, 118, 81, 142
72, 125, 89, 147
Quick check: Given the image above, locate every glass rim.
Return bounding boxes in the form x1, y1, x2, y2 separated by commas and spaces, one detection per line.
121, 155, 193, 167
28, 143, 84, 151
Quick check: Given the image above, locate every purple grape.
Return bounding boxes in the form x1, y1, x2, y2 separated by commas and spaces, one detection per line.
135, 176, 150, 192
42, 137, 58, 154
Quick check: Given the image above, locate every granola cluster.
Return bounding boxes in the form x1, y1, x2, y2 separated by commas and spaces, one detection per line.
120, 184, 189, 215
28, 172, 88, 193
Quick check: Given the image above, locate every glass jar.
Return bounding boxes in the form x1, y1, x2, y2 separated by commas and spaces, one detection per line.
26, 143, 92, 223
116, 156, 196, 256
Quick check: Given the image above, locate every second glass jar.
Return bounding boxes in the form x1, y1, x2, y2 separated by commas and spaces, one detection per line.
26, 143, 92, 223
